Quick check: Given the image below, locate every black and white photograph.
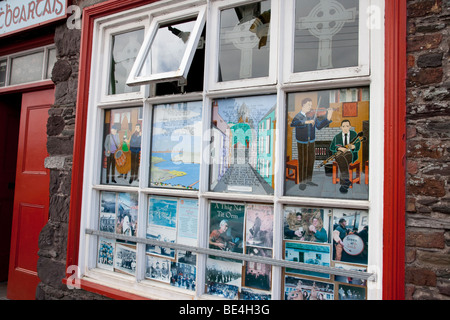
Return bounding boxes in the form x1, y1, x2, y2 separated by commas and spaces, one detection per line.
145, 255, 171, 283
206, 282, 239, 300
114, 243, 137, 276
99, 192, 116, 233
244, 246, 272, 291
206, 258, 242, 289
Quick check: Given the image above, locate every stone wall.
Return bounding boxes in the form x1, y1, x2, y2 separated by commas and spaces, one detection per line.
37, 0, 108, 300
405, 0, 450, 300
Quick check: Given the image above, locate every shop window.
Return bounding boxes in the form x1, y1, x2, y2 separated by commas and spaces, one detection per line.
78, 0, 383, 301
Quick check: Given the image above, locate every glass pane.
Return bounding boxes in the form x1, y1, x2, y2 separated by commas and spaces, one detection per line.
283, 205, 368, 300
109, 28, 145, 95
150, 101, 202, 190
0, 59, 6, 87
285, 87, 369, 200
97, 191, 138, 276
46, 48, 57, 79
207, 201, 273, 300
101, 107, 143, 186
146, 196, 198, 290
10, 51, 44, 85
210, 95, 277, 195
294, 0, 359, 72
218, 0, 271, 82
139, 20, 196, 77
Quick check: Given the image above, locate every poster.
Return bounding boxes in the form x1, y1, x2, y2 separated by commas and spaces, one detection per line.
210, 95, 277, 195
208, 201, 245, 254
150, 102, 202, 190
285, 87, 369, 200
102, 107, 143, 186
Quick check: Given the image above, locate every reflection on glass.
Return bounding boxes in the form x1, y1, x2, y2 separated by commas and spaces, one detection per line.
150, 102, 202, 190
294, 0, 359, 72
0, 60, 6, 87
109, 28, 145, 95
210, 95, 277, 195
10, 51, 44, 85
218, 0, 271, 82
139, 20, 196, 77
285, 87, 369, 200
46, 48, 57, 79
101, 107, 143, 186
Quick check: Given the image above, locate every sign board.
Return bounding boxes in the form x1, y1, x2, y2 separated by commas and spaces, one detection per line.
0, 0, 67, 37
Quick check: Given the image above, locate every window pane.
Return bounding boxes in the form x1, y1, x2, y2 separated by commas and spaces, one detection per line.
146, 196, 198, 290
218, 1, 271, 82
46, 48, 57, 79
97, 191, 138, 275
110, 28, 145, 95
210, 95, 277, 195
285, 87, 369, 200
150, 102, 202, 190
283, 205, 368, 300
0, 59, 6, 87
139, 20, 196, 77
207, 201, 273, 300
10, 51, 44, 85
294, 0, 359, 72
101, 107, 143, 186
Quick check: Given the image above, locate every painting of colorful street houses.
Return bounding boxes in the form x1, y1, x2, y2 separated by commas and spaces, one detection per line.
210, 95, 277, 195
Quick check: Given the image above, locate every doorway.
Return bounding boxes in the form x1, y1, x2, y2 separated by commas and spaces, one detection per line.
2, 88, 54, 300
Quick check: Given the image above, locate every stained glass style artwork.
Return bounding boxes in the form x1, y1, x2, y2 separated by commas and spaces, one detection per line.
285, 87, 370, 200
210, 95, 277, 195
101, 107, 143, 186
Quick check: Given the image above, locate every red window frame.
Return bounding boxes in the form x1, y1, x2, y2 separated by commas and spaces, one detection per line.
65, 0, 407, 300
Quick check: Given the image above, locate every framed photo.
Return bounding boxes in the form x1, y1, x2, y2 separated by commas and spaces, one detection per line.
283, 206, 331, 244
97, 237, 114, 271
114, 243, 137, 276
331, 209, 369, 265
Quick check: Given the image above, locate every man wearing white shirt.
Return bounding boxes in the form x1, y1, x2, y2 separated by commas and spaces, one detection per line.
329, 120, 361, 193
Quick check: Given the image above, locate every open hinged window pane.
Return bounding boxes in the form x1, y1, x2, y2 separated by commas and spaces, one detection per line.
127, 6, 206, 87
